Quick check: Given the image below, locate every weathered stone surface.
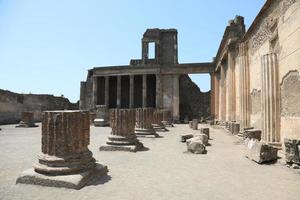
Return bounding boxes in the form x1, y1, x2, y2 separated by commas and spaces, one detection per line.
135, 108, 158, 137
181, 133, 193, 143
246, 139, 278, 164
0, 89, 78, 125
186, 138, 207, 154
16, 110, 107, 189
284, 138, 300, 165
193, 133, 209, 146
192, 119, 198, 130
16, 112, 38, 128
100, 109, 143, 152
244, 129, 262, 141
200, 128, 210, 139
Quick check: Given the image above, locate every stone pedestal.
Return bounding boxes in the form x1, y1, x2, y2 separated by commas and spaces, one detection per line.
16, 112, 38, 128
152, 110, 168, 131
94, 105, 109, 127
232, 122, 240, 135
189, 121, 193, 129
135, 108, 159, 138
192, 119, 198, 130
16, 110, 108, 189
100, 109, 143, 152
200, 128, 210, 139
284, 139, 300, 166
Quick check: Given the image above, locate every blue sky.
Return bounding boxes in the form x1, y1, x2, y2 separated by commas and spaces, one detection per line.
0, 0, 265, 103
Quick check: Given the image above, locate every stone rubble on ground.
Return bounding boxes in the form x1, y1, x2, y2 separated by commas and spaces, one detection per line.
245, 139, 278, 164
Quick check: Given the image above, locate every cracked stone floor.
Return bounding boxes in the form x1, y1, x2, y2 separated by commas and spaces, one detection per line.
0, 123, 300, 200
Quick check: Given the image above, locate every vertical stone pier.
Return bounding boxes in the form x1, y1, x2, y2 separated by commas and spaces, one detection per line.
192, 119, 198, 130
99, 109, 143, 152
152, 109, 168, 132
16, 111, 38, 128
135, 108, 159, 137
161, 109, 173, 127
16, 110, 108, 189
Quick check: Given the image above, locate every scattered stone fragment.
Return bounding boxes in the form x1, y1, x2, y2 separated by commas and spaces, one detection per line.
100, 109, 144, 152
194, 133, 209, 146
244, 129, 262, 141
186, 139, 206, 154
200, 128, 210, 139
16, 110, 108, 189
284, 138, 300, 165
292, 163, 300, 169
16, 112, 38, 128
181, 133, 193, 142
246, 139, 278, 164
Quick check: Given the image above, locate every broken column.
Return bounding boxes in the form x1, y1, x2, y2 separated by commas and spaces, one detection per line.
189, 121, 193, 129
135, 108, 159, 137
16, 110, 108, 189
152, 109, 168, 131
100, 109, 143, 152
246, 139, 278, 164
200, 128, 210, 139
232, 122, 240, 135
192, 119, 198, 130
16, 111, 38, 128
94, 105, 109, 127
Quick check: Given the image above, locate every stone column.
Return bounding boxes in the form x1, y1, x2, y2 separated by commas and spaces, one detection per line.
173, 74, 180, 122
220, 64, 227, 122
156, 74, 162, 108
117, 76, 121, 108
239, 43, 250, 130
16, 111, 107, 189
129, 75, 134, 108
105, 76, 109, 108
135, 108, 159, 137
92, 76, 98, 109
16, 111, 37, 128
261, 53, 280, 145
152, 109, 167, 131
161, 109, 173, 127
142, 74, 147, 108
100, 109, 143, 152
228, 45, 236, 121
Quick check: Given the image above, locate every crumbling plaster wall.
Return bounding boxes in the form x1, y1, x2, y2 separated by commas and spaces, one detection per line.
245, 0, 300, 141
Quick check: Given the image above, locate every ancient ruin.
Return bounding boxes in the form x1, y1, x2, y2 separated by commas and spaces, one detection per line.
135, 108, 159, 137
99, 109, 144, 152
16, 111, 37, 128
16, 110, 108, 189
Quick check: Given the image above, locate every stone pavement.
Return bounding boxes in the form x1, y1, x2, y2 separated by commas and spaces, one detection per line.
0, 123, 300, 200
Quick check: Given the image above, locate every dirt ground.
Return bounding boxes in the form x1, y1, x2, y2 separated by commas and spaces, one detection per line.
0, 123, 300, 200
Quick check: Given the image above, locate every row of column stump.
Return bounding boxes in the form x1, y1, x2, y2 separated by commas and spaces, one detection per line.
16, 108, 173, 189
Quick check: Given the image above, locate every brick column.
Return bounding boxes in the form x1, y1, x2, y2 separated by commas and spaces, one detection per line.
135, 108, 159, 137
17, 110, 108, 189
100, 109, 143, 152
16, 111, 37, 128
161, 109, 173, 127
153, 109, 167, 131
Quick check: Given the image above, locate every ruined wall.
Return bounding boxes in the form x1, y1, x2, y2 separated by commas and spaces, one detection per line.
0, 89, 78, 124
245, 0, 300, 141
179, 74, 210, 121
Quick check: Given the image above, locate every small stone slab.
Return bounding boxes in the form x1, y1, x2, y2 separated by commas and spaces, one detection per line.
246, 139, 278, 164
16, 163, 108, 190
99, 144, 143, 152
181, 133, 193, 142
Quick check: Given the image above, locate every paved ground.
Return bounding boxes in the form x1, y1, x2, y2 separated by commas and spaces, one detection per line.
0, 123, 300, 200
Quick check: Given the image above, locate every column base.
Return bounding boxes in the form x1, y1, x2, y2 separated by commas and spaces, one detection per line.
99, 135, 144, 152
135, 128, 159, 138
16, 162, 108, 190
152, 123, 169, 132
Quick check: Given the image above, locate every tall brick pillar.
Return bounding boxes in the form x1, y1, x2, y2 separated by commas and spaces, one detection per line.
17, 110, 108, 189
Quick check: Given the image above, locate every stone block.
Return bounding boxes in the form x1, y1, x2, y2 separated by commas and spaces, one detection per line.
284, 138, 300, 165
181, 133, 193, 143
192, 119, 198, 130
186, 138, 206, 154
193, 133, 209, 146
244, 129, 262, 141
246, 139, 278, 164
232, 123, 240, 135
94, 118, 105, 127
200, 128, 210, 139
